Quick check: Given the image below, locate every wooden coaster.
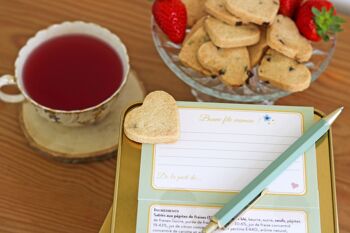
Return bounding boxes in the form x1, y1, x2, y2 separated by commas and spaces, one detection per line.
19, 70, 145, 163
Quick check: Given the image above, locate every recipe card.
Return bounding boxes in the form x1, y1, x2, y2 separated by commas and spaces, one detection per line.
153, 108, 305, 194
136, 103, 321, 233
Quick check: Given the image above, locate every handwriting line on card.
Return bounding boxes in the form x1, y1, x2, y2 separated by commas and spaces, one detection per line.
156, 164, 301, 172
181, 131, 300, 138
158, 156, 279, 162
158, 147, 284, 153
179, 139, 292, 146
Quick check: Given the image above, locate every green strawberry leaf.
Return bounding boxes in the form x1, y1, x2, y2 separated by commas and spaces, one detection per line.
312, 7, 346, 41
311, 7, 320, 16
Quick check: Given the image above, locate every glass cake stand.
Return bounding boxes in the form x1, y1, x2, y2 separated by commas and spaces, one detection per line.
151, 17, 336, 104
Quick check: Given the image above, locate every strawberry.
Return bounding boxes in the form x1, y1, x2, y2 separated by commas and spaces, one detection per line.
295, 0, 345, 42
152, 0, 187, 44
279, 0, 303, 18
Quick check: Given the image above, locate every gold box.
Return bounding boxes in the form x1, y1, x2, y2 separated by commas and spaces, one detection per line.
99, 105, 339, 233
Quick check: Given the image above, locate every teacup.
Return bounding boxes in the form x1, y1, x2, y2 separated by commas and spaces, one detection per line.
0, 21, 129, 127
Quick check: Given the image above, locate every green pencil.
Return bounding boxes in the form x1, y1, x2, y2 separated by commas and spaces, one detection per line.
203, 107, 343, 233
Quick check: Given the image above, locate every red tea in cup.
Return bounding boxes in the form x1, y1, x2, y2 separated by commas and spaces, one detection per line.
23, 34, 124, 111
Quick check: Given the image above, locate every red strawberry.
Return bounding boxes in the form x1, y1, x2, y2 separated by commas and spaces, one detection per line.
279, 0, 303, 18
295, 0, 345, 42
152, 0, 187, 44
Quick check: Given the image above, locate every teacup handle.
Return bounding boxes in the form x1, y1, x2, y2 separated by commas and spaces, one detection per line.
0, 74, 25, 103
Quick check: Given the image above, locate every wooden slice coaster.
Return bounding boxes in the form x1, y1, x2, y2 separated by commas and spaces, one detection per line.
19, 70, 145, 163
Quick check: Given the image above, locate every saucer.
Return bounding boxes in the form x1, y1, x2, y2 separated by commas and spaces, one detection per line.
19, 70, 145, 163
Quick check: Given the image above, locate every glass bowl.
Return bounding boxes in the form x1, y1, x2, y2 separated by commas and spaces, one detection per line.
151, 17, 336, 104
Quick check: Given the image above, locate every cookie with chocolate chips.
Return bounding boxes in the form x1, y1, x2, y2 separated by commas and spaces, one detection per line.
204, 17, 260, 48
205, 0, 246, 26
267, 14, 313, 62
197, 41, 251, 86
225, 0, 280, 25
258, 49, 311, 92
179, 25, 212, 75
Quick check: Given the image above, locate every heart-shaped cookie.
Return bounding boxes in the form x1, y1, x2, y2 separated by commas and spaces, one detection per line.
204, 17, 260, 48
179, 25, 212, 76
258, 49, 311, 92
267, 14, 312, 62
225, 0, 280, 25
124, 91, 180, 144
197, 41, 251, 86
205, 0, 246, 26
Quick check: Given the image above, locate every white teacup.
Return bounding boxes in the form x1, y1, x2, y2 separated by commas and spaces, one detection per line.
0, 21, 129, 127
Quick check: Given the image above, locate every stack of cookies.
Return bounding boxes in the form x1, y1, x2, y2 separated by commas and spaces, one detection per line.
179, 0, 313, 92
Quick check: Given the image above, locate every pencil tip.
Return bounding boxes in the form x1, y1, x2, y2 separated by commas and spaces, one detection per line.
203, 222, 218, 233
324, 107, 343, 125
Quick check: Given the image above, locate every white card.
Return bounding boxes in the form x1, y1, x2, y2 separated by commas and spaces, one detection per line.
149, 205, 307, 233
153, 108, 305, 194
